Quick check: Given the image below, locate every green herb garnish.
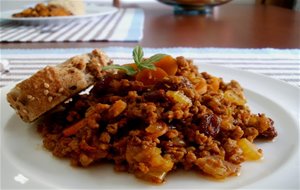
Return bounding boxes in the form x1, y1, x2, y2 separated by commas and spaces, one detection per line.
102, 46, 167, 76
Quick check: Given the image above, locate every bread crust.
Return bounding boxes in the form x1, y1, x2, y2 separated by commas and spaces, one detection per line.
6, 49, 112, 122
49, 0, 86, 15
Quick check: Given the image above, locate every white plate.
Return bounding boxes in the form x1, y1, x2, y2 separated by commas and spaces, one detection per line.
1, 64, 299, 189
0, 4, 118, 24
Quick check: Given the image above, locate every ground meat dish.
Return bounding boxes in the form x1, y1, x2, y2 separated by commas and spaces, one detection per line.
38, 56, 277, 183
13, 3, 72, 17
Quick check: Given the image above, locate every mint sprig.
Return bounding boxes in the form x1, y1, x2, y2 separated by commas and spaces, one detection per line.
133, 45, 144, 66
102, 46, 167, 76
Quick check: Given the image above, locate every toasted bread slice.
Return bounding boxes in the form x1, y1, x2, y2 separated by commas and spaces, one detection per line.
49, 0, 86, 15
7, 49, 112, 122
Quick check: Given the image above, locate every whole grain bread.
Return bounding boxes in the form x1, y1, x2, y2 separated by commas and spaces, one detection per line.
7, 49, 112, 123
49, 0, 86, 15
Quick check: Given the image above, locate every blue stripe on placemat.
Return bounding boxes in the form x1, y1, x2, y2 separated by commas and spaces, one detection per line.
0, 8, 144, 42
125, 9, 144, 41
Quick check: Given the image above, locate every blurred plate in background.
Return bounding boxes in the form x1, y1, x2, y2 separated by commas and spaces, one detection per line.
0, 4, 118, 24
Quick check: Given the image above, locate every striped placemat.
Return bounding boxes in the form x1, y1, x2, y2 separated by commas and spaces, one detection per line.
0, 8, 144, 42
0, 48, 299, 88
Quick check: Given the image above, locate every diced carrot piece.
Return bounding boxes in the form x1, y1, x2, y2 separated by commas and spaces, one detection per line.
63, 118, 87, 137
136, 68, 168, 85
154, 55, 178, 76
106, 100, 127, 119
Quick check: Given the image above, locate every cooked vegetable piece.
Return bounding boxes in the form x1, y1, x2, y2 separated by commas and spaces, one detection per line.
224, 90, 246, 106
237, 138, 263, 160
154, 55, 178, 76
126, 141, 174, 183
63, 117, 88, 136
166, 90, 192, 106
209, 77, 220, 92
63, 113, 100, 136
194, 77, 208, 94
195, 156, 240, 179
248, 114, 272, 133
136, 68, 168, 85
107, 100, 127, 119
145, 122, 168, 138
